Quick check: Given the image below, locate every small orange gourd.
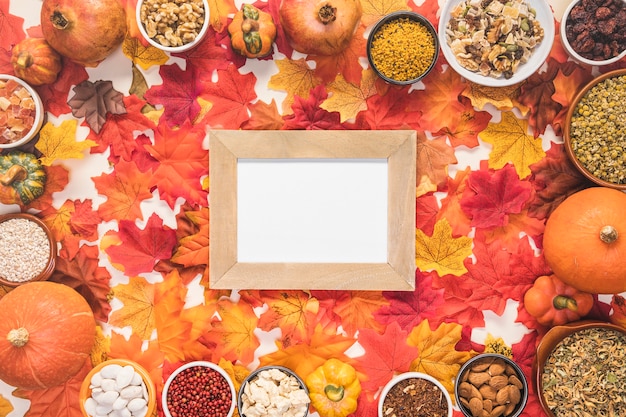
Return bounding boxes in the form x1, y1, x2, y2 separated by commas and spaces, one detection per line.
0, 281, 96, 389
543, 187, 626, 294
228, 4, 276, 58
11, 38, 63, 86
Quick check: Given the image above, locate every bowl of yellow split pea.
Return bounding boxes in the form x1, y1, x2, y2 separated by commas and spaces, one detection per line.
367, 11, 439, 85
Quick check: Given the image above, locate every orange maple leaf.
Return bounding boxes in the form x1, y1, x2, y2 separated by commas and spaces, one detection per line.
438, 168, 472, 237
257, 291, 321, 345
550, 64, 594, 136
207, 0, 237, 32
109, 277, 156, 340
407, 320, 474, 397
309, 26, 367, 84
316, 291, 389, 336
109, 332, 165, 393
242, 99, 285, 129
480, 210, 545, 253
27, 164, 69, 212
268, 58, 322, 114
416, 132, 457, 196
171, 207, 209, 268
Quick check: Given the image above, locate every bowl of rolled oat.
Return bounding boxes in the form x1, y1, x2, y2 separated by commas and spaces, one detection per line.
438, 0, 555, 86
366, 11, 439, 85
0, 212, 56, 287
534, 320, 626, 417
563, 69, 626, 189
136, 0, 210, 53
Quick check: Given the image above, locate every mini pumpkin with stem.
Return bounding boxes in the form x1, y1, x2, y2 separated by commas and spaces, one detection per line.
0, 151, 46, 206
305, 358, 361, 417
543, 187, 626, 294
228, 4, 276, 58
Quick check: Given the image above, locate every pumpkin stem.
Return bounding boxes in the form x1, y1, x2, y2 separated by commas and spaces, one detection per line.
7, 327, 29, 347
318, 4, 337, 25
0, 165, 28, 186
600, 225, 618, 244
324, 384, 345, 402
15, 51, 34, 69
553, 295, 578, 312
50, 11, 70, 30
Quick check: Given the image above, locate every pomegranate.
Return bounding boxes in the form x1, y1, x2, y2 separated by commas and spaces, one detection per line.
40, 0, 127, 67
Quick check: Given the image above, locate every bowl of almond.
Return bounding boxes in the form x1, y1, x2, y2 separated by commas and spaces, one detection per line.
455, 353, 528, 417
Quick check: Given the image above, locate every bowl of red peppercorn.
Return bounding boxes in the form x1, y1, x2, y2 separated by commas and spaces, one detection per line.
560, 0, 626, 66
0, 74, 44, 149
162, 361, 236, 417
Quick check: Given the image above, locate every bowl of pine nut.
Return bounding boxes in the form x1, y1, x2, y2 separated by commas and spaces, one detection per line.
0, 212, 56, 287
366, 11, 439, 85
136, 0, 210, 53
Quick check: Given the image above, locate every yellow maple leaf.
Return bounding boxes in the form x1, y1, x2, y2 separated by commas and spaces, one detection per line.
0, 394, 14, 417
207, 0, 237, 32
207, 298, 260, 366
407, 320, 474, 397
360, 0, 411, 27
268, 58, 321, 114
479, 111, 546, 179
35, 119, 97, 166
218, 358, 251, 393
320, 69, 378, 122
416, 218, 472, 277
122, 36, 169, 70
90, 325, 112, 366
109, 277, 156, 340
461, 82, 520, 111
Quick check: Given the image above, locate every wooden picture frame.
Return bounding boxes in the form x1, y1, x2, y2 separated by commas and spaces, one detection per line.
209, 130, 416, 290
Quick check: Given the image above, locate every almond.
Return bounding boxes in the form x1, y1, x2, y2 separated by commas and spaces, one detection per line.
479, 384, 497, 401
489, 375, 509, 391
468, 371, 491, 387
503, 402, 517, 416
483, 399, 493, 413
458, 381, 481, 400
488, 360, 506, 376
495, 386, 509, 405
490, 404, 506, 417
469, 396, 484, 417
470, 358, 494, 373
508, 375, 524, 390
507, 384, 521, 405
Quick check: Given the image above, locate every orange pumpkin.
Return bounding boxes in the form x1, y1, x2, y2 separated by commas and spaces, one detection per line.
543, 187, 626, 294
0, 281, 96, 389
11, 38, 63, 86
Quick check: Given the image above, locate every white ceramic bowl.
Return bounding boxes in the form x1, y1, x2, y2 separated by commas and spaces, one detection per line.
378, 372, 453, 417
438, 0, 555, 86
0, 74, 44, 149
559, 0, 626, 66
162, 361, 236, 417
136, 0, 210, 53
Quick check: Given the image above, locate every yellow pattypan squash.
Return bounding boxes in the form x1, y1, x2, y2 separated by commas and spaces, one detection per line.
305, 358, 361, 417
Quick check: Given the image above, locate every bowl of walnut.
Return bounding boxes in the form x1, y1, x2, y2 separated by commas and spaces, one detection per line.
136, 0, 210, 53
560, 0, 626, 66
455, 354, 528, 417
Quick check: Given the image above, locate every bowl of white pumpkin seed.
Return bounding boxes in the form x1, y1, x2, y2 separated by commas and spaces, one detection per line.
534, 320, 626, 417
564, 69, 626, 190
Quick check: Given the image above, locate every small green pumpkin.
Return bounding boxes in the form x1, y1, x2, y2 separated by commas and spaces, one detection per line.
0, 151, 46, 205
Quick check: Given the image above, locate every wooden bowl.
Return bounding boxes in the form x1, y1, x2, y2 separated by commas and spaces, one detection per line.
563, 69, 626, 190
533, 320, 626, 417
0, 212, 56, 287
79, 359, 157, 417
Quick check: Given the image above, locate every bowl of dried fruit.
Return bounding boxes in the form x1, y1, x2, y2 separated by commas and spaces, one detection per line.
534, 320, 626, 417
366, 11, 439, 85
0, 74, 44, 149
238, 365, 310, 417
162, 360, 236, 417
136, 0, 210, 53
378, 372, 452, 417
560, 0, 626, 66
455, 353, 528, 417
79, 359, 156, 417
438, 0, 555, 86
0, 212, 56, 287
563, 68, 626, 190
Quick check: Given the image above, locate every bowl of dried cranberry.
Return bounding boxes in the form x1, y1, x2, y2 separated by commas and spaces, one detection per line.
162, 361, 236, 417
560, 0, 626, 66
0, 74, 44, 149
378, 372, 452, 417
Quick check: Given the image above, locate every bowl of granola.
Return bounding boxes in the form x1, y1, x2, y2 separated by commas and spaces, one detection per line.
534, 320, 626, 417
136, 0, 209, 53
438, 0, 555, 86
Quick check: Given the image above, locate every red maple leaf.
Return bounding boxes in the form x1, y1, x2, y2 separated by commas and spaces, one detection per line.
27, 164, 70, 212
89, 94, 157, 162
69, 199, 101, 240
144, 63, 203, 127
172, 27, 231, 73
527, 143, 592, 220
356, 322, 419, 393
433, 97, 492, 148
0, 1, 25, 50
144, 120, 208, 208
358, 86, 422, 130
201, 63, 258, 129
438, 167, 472, 237
105, 213, 178, 276
415, 193, 439, 236
50, 244, 113, 323
0, 46, 13, 74
460, 164, 533, 229
282, 85, 343, 130
374, 271, 445, 330
35, 58, 89, 117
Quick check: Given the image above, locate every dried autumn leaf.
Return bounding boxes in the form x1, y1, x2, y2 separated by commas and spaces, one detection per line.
68, 80, 127, 134
461, 82, 520, 111
407, 320, 474, 395
416, 218, 472, 277
122, 36, 169, 70
516, 58, 562, 136
320, 70, 377, 122
109, 277, 156, 340
35, 119, 97, 166
268, 58, 321, 114
479, 111, 545, 179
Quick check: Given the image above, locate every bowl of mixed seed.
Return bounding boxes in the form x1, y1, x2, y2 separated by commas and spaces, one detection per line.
563, 69, 626, 190
534, 320, 626, 417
